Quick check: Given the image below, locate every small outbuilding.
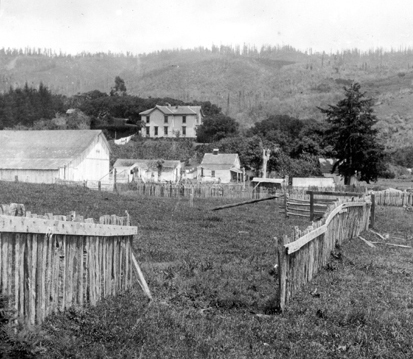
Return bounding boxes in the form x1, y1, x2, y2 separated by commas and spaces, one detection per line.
0, 130, 110, 183
251, 178, 284, 193
113, 159, 183, 183
198, 149, 243, 183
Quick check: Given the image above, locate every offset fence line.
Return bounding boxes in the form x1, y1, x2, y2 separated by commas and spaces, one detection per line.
277, 195, 371, 311
0, 203, 146, 325
371, 190, 413, 207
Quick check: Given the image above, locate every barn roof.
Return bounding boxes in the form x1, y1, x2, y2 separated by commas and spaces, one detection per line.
0, 130, 109, 170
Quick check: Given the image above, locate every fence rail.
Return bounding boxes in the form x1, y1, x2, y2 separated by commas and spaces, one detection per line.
277, 195, 371, 311
0, 203, 141, 325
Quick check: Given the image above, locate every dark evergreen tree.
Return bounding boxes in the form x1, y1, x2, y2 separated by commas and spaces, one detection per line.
319, 83, 385, 184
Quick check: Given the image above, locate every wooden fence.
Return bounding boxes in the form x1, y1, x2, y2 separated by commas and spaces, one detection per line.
117, 182, 277, 200
372, 190, 413, 207
277, 195, 371, 311
0, 203, 144, 325
284, 191, 366, 220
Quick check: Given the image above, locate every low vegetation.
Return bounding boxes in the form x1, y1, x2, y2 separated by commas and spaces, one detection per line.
0, 181, 412, 358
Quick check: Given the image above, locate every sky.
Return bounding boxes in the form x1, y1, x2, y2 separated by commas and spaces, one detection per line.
0, 0, 412, 55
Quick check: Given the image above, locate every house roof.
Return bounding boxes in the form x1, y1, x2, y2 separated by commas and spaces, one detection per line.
113, 159, 182, 170
201, 153, 238, 165
318, 158, 337, 174
0, 130, 109, 170
139, 105, 203, 117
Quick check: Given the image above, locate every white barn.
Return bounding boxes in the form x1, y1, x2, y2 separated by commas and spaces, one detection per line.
0, 130, 110, 184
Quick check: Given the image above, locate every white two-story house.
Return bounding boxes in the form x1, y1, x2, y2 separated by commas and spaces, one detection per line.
139, 105, 203, 138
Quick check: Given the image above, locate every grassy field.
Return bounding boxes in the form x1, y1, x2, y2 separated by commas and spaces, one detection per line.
0, 182, 412, 358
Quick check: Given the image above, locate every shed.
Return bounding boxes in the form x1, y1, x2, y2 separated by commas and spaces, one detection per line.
251, 178, 284, 193
113, 159, 182, 183
0, 130, 110, 184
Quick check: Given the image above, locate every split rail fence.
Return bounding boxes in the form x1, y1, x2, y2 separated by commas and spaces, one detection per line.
0, 203, 145, 325
277, 195, 372, 311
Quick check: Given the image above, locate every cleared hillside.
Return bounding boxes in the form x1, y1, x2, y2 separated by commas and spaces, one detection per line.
1, 46, 413, 150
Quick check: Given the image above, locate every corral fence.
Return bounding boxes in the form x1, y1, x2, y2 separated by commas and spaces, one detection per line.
283, 190, 366, 221
0, 203, 148, 326
277, 195, 371, 311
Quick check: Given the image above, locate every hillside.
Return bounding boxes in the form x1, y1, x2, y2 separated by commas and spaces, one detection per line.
1, 46, 413, 151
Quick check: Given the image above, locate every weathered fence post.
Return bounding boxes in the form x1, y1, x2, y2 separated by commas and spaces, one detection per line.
189, 187, 194, 207
98, 181, 101, 191
370, 193, 375, 228
309, 191, 314, 221
277, 235, 288, 312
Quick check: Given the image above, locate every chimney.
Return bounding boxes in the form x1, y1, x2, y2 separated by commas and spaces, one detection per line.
213, 149, 219, 155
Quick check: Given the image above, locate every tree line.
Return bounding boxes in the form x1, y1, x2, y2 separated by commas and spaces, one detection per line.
1, 80, 407, 182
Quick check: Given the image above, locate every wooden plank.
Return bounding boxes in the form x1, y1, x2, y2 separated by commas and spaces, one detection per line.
211, 195, 280, 211
131, 252, 152, 300
287, 201, 328, 207
77, 236, 84, 306
18, 235, 25, 319
284, 225, 328, 255
0, 233, 2, 294
61, 235, 67, 311
1, 233, 9, 299
0, 215, 138, 236
51, 235, 60, 313
29, 234, 37, 325
36, 234, 45, 324
306, 190, 363, 197
45, 233, 53, 318
14, 234, 20, 315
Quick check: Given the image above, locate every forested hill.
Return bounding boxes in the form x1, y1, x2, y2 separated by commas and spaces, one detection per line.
2, 45, 413, 148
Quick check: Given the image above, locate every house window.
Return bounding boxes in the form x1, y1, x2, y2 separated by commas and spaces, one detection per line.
201, 168, 204, 177
164, 126, 168, 135
154, 126, 158, 136
182, 126, 186, 136
182, 116, 186, 124
211, 170, 215, 177
164, 115, 168, 123
146, 116, 150, 124
146, 126, 150, 136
